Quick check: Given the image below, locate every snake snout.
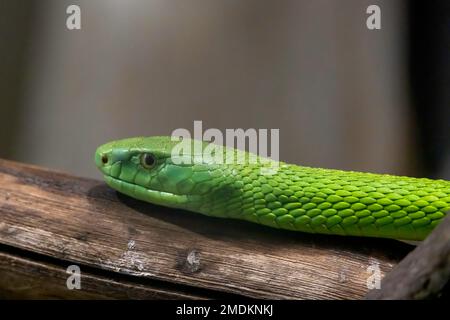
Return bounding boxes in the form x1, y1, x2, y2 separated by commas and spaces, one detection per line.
95, 147, 131, 167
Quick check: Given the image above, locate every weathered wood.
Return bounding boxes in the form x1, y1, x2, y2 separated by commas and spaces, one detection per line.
0, 249, 206, 299
365, 213, 450, 299
0, 159, 412, 299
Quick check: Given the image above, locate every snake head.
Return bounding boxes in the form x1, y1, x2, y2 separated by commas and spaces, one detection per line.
95, 136, 240, 212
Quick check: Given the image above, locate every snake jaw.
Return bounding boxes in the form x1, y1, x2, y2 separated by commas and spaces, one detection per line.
104, 175, 190, 208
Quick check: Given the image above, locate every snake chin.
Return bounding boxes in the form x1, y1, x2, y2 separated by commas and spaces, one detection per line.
103, 175, 189, 208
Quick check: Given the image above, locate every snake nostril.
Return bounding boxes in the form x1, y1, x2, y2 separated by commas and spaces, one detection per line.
101, 154, 108, 165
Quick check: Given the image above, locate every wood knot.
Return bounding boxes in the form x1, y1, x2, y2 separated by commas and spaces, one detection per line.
127, 240, 136, 250
177, 249, 202, 274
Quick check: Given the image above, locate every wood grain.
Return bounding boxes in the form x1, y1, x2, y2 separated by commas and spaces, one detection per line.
0, 249, 206, 299
0, 159, 412, 299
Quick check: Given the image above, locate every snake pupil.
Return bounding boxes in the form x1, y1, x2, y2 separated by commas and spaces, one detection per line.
142, 153, 156, 168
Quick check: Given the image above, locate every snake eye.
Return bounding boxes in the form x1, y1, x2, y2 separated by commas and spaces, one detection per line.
140, 153, 156, 169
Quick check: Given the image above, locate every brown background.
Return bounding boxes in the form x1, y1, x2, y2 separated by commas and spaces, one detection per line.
0, 0, 441, 180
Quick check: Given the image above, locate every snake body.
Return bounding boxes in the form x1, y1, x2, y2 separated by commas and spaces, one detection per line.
95, 136, 450, 241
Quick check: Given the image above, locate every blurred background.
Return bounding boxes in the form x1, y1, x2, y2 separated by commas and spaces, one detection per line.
0, 0, 449, 180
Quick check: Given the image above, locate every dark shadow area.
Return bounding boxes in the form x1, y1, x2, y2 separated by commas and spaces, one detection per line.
409, 0, 450, 179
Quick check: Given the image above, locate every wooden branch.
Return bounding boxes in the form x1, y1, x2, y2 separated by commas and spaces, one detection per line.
365, 213, 450, 300
0, 159, 412, 299
0, 250, 205, 299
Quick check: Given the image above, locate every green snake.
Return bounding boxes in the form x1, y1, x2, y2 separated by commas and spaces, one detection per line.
95, 136, 450, 241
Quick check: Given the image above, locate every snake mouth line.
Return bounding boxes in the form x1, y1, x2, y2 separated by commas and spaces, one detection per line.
103, 175, 189, 207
